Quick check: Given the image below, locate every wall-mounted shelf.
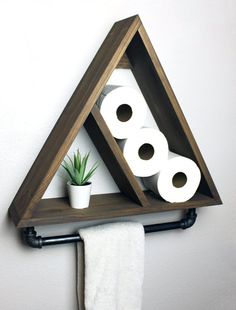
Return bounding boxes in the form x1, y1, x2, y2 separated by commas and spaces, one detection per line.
16, 192, 217, 228
9, 15, 222, 229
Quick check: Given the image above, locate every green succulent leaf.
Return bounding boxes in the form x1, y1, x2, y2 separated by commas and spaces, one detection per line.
61, 150, 98, 186
66, 155, 74, 167
74, 168, 82, 185
62, 160, 75, 181
80, 152, 89, 182
82, 162, 99, 184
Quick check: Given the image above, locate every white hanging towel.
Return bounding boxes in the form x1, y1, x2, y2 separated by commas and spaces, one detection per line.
77, 222, 145, 310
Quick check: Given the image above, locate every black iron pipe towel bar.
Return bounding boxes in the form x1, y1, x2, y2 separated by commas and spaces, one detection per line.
23, 209, 197, 249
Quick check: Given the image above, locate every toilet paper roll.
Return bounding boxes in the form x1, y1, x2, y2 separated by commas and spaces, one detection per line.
118, 127, 169, 177
97, 85, 147, 139
142, 152, 201, 203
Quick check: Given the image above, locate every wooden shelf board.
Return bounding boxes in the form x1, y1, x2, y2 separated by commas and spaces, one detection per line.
16, 191, 219, 228
85, 105, 149, 207
8, 15, 222, 229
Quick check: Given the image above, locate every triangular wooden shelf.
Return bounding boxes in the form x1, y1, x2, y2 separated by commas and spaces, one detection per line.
9, 15, 222, 228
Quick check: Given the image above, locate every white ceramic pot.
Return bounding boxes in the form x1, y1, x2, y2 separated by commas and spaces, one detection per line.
67, 182, 92, 209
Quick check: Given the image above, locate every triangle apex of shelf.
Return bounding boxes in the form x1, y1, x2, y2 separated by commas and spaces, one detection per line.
8, 15, 222, 228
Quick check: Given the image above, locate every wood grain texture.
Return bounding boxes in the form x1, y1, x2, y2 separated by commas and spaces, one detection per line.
15, 192, 218, 228
8, 15, 222, 229
126, 25, 222, 204
9, 15, 141, 226
85, 105, 149, 207
117, 53, 132, 69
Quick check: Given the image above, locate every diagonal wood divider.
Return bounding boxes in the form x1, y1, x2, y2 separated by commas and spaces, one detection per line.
85, 105, 149, 207
9, 15, 221, 228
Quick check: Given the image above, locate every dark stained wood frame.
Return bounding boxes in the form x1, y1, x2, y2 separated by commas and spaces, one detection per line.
9, 15, 222, 228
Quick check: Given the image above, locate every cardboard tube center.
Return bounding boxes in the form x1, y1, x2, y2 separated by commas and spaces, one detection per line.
116, 104, 132, 122
138, 143, 154, 160
172, 172, 187, 188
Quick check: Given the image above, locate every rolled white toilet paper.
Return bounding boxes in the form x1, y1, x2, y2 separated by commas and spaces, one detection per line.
97, 85, 147, 139
142, 152, 201, 203
118, 127, 169, 177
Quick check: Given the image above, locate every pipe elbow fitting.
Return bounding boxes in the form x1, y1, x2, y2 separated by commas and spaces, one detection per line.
23, 227, 43, 249
180, 209, 197, 229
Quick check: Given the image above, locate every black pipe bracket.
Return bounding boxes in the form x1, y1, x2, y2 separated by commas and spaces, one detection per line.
22, 208, 197, 249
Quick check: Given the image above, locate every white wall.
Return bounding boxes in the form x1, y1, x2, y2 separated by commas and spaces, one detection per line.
0, 1, 235, 309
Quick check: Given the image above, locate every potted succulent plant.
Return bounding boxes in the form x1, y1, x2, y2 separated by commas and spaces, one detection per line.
61, 150, 98, 209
